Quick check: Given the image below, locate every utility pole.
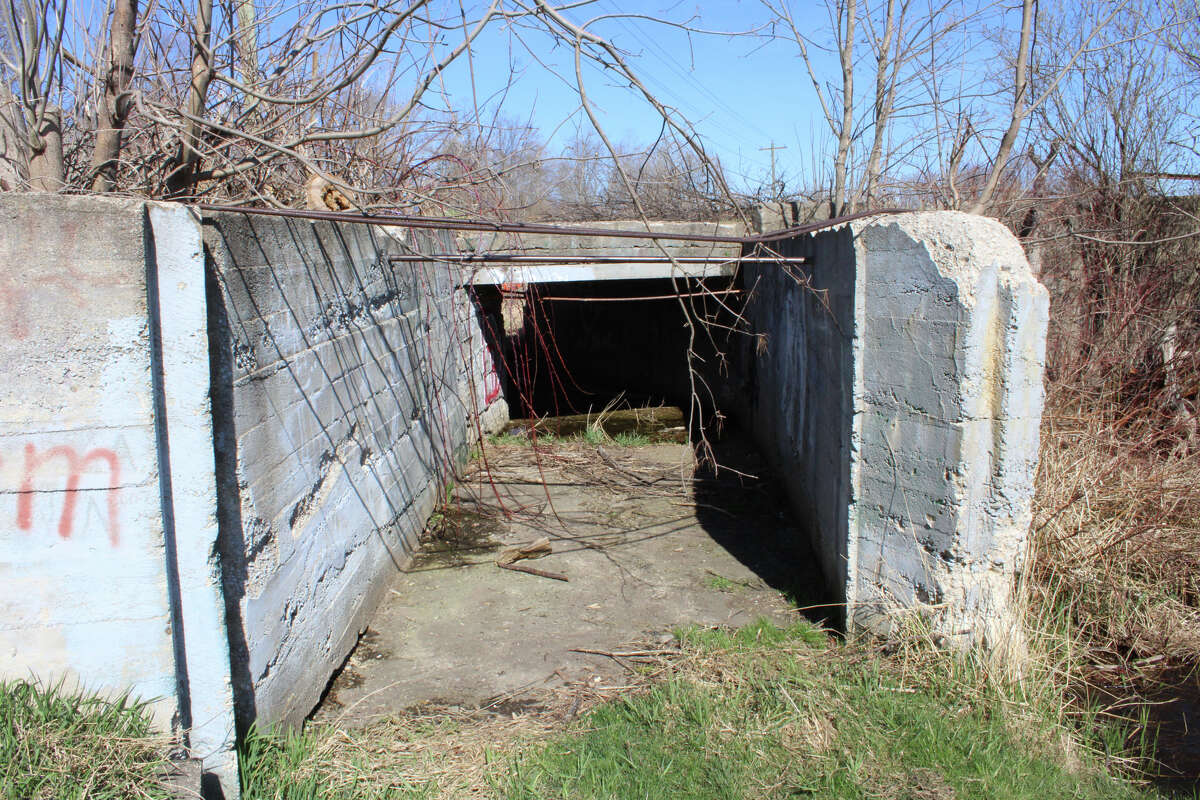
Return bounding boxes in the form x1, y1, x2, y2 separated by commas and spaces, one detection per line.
759, 141, 787, 198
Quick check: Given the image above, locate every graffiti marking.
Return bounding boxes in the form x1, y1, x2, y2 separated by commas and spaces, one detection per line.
16, 444, 121, 546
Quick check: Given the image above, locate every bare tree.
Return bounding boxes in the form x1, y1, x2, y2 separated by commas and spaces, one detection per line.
89, 0, 137, 192
0, 0, 68, 190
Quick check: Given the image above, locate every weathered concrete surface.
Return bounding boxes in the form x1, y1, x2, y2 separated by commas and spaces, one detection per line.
0, 195, 238, 794
0, 194, 176, 719
739, 211, 1048, 648
852, 213, 1047, 649
146, 203, 239, 789
311, 439, 818, 727
203, 211, 508, 730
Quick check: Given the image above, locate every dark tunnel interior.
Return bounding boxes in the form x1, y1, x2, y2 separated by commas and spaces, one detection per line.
470, 277, 740, 422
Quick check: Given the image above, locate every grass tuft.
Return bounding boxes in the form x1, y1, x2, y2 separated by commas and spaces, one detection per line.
501, 619, 1151, 800
0, 679, 173, 800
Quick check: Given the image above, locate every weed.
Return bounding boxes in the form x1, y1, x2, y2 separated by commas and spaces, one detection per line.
0, 679, 173, 800
486, 432, 529, 447
701, 570, 762, 593
580, 424, 608, 445
613, 431, 652, 446
704, 573, 738, 591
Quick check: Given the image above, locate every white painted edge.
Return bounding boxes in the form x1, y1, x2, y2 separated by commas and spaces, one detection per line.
465, 262, 734, 285
845, 226, 866, 627
147, 203, 240, 798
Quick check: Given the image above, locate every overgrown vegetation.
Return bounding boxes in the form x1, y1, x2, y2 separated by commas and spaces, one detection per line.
0, 679, 172, 800
1020, 129, 1200, 787
228, 619, 1153, 799
2, 622, 1168, 798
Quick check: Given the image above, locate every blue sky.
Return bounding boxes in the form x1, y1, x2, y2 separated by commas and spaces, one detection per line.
436, 2, 842, 193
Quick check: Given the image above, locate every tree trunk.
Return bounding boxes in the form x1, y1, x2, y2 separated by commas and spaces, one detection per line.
90, 0, 140, 192
28, 107, 65, 192
863, 0, 896, 205
970, 0, 1033, 215
165, 0, 214, 197
831, 0, 857, 217
0, 83, 28, 190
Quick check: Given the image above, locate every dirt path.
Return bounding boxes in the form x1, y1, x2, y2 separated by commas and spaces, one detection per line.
313, 437, 823, 728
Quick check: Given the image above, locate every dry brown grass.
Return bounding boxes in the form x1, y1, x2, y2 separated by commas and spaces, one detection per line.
1029, 400, 1200, 673
276, 642, 688, 798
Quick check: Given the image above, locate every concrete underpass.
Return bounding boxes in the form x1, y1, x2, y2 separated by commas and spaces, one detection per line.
0, 195, 1048, 795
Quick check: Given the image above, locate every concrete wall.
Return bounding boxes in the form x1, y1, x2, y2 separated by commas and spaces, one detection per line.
0, 195, 237, 792
1, 197, 505, 795
203, 212, 507, 730
739, 212, 1048, 648
736, 226, 859, 608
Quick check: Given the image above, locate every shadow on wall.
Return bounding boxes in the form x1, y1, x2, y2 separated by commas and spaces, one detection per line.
202, 211, 502, 733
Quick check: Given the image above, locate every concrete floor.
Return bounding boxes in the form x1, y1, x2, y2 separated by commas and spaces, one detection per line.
312, 437, 824, 728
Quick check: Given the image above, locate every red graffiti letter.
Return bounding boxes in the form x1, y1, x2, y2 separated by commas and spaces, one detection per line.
17, 444, 121, 546
483, 351, 502, 404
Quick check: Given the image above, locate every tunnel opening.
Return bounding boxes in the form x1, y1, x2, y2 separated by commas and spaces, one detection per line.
471, 275, 827, 590
471, 277, 711, 419
310, 267, 832, 727
469, 274, 829, 609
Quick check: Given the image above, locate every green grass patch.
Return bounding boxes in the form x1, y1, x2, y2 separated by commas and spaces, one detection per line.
704, 572, 740, 591
231, 619, 1160, 799
701, 571, 764, 594
239, 724, 396, 799
486, 428, 653, 448
500, 619, 1152, 800
0, 679, 173, 800
612, 431, 652, 446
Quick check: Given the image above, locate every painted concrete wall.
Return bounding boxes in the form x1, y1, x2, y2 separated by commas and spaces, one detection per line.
0, 195, 238, 793
736, 226, 858, 610
202, 211, 507, 730
740, 212, 1048, 648
1, 197, 505, 794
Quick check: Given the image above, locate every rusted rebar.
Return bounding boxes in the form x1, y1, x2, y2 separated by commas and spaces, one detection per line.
386, 254, 808, 264
195, 203, 906, 246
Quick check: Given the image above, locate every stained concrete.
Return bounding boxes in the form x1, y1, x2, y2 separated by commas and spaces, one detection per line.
736, 211, 1048, 649
203, 210, 508, 731
0, 195, 238, 795
313, 437, 821, 727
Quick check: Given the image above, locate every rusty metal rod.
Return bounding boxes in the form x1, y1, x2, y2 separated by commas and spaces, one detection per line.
387, 254, 809, 264
194, 203, 905, 246
536, 289, 742, 302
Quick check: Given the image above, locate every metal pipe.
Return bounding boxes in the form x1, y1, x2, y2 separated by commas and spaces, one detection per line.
387, 254, 810, 264
194, 203, 906, 246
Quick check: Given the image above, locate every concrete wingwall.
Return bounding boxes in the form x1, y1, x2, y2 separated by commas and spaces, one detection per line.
1, 195, 506, 796
738, 211, 1048, 647
0, 195, 238, 790
203, 211, 507, 730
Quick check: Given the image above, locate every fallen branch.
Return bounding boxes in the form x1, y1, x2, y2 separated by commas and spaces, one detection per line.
497, 562, 569, 582
568, 648, 681, 658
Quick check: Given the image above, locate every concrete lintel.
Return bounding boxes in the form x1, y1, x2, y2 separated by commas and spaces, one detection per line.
464, 262, 734, 285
